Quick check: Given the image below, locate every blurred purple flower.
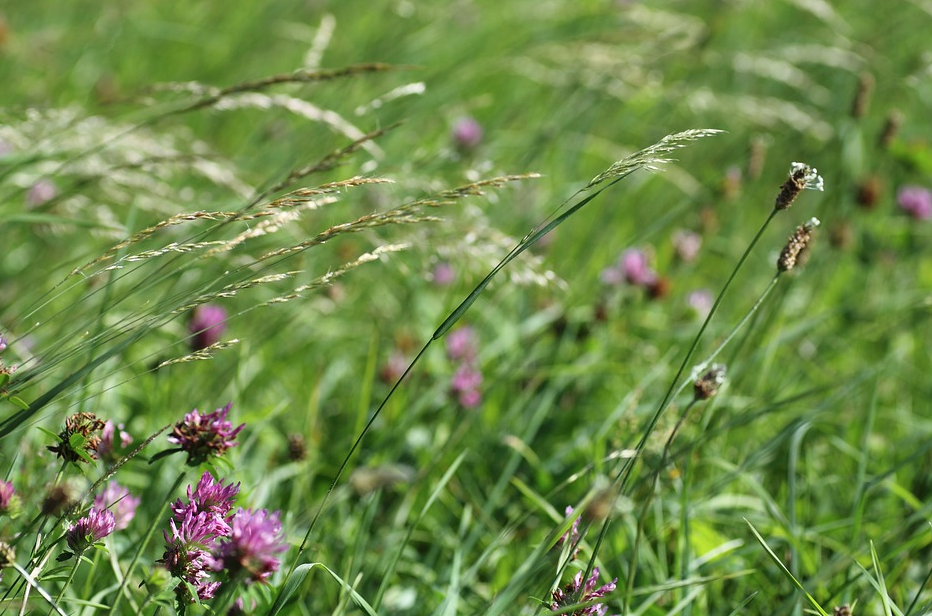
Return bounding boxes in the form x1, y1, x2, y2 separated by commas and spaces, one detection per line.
380, 351, 409, 384
599, 265, 625, 286
446, 326, 477, 362
93, 481, 140, 531
0, 481, 16, 515
168, 402, 244, 465
557, 506, 580, 559
0, 334, 6, 353
620, 248, 657, 286
66, 507, 115, 554
188, 304, 227, 350
551, 567, 617, 616
452, 116, 483, 149
432, 261, 456, 286
26, 179, 57, 207
897, 185, 932, 220
212, 508, 287, 585
451, 363, 483, 408
672, 229, 702, 263
686, 289, 714, 319
96, 420, 133, 461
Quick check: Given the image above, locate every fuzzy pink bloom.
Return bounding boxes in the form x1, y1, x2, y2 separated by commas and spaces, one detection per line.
686, 289, 714, 319
26, 179, 57, 207
897, 185, 932, 220
0, 481, 15, 514
66, 507, 115, 554
94, 481, 140, 531
213, 508, 288, 584
446, 327, 477, 362
168, 402, 244, 465
451, 363, 483, 408
432, 262, 456, 286
188, 304, 227, 350
551, 567, 617, 616
672, 229, 702, 262
619, 248, 657, 286
96, 420, 133, 461
452, 116, 483, 149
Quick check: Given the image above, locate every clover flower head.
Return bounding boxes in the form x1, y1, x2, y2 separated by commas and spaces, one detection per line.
66, 507, 115, 554
557, 506, 581, 559
897, 185, 932, 220
168, 402, 244, 465
551, 567, 617, 616
452, 116, 483, 149
0, 481, 17, 516
446, 326, 477, 362
96, 420, 133, 461
188, 304, 227, 350
172, 471, 240, 520
93, 481, 140, 531
213, 508, 288, 585
160, 504, 228, 603
672, 229, 702, 263
451, 363, 483, 408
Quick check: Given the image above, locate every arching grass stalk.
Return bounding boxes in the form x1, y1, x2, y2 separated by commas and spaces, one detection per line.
275, 129, 724, 604
581, 163, 825, 603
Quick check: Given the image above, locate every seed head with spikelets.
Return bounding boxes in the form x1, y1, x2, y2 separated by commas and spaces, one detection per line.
778, 218, 820, 273
775, 162, 824, 210
694, 364, 727, 401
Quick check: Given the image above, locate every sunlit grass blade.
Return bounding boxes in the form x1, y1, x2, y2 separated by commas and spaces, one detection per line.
744, 519, 829, 616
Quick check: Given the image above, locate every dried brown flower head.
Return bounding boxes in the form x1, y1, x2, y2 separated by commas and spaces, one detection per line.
694, 364, 727, 400
47, 412, 106, 463
778, 218, 820, 273
834, 605, 852, 616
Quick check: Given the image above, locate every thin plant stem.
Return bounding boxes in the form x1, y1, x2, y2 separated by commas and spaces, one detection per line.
584, 208, 781, 600
110, 471, 188, 615
52, 559, 81, 609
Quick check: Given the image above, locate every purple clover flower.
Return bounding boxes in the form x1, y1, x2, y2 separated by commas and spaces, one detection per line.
452, 116, 483, 149
0, 334, 6, 353
897, 185, 932, 220
213, 508, 288, 585
26, 179, 57, 207
0, 481, 16, 515
451, 363, 483, 408
159, 473, 239, 603
446, 326, 477, 362
551, 568, 617, 616
188, 304, 227, 350
66, 507, 115, 554
172, 471, 240, 522
619, 248, 657, 286
432, 261, 456, 286
93, 481, 140, 531
557, 506, 581, 559
168, 402, 244, 465
686, 289, 714, 319
96, 420, 133, 461
672, 229, 702, 263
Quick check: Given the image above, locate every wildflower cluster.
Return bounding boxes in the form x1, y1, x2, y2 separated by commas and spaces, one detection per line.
159, 471, 288, 605
159, 471, 240, 602
446, 326, 483, 408
168, 402, 244, 465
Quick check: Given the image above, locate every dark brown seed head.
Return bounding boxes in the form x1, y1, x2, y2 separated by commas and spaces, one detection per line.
775, 163, 824, 211
879, 110, 902, 149
694, 364, 727, 401
851, 72, 874, 119
834, 605, 852, 616
778, 218, 820, 272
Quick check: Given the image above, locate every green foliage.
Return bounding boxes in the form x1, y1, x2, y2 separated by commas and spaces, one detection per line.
0, 1, 931, 615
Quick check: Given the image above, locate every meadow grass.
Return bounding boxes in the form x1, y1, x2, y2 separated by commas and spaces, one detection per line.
1, 1, 932, 615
